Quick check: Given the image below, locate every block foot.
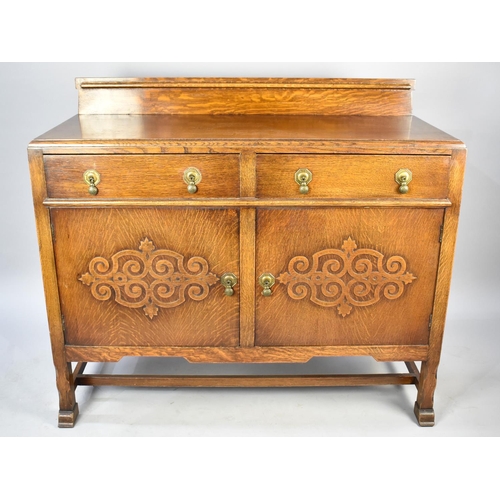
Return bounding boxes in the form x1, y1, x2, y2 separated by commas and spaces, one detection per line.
58, 403, 79, 428
414, 402, 435, 427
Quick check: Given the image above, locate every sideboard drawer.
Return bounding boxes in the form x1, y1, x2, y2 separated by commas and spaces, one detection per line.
44, 154, 240, 199
256, 154, 450, 199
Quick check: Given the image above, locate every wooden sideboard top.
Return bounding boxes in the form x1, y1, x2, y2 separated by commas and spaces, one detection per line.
76, 77, 416, 88
29, 78, 464, 153
30, 115, 463, 149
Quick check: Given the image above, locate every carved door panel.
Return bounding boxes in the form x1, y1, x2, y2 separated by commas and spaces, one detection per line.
255, 208, 444, 346
51, 208, 240, 346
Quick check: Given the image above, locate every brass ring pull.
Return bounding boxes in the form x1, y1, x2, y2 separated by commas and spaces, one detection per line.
395, 168, 412, 194
83, 170, 100, 196
295, 168, 312, 194
220, 273, 237, 296
258, 273, 275, 297
183, 167, 202, 194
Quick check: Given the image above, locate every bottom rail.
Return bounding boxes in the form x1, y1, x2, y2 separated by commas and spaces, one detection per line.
74, 373, 418, 388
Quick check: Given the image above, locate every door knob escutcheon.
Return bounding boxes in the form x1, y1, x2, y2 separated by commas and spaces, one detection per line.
295, 168, 312, 194
221, 273, 237, 296
183, 167, 202, 194
258, 273, 276, 296
83, 170, 100, 195
395, 168, 412, 194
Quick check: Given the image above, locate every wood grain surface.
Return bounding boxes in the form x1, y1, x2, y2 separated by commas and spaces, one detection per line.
44, 198, 452, 209
416, 148, 467, 417
74, 373, 418, 388
44, 154, 240, 199
255, 207, 444, 346
76, 77, 415, 89
75, 78, 414, 115
51, 208, 240, 346
257, 154, 450, 199
64, 345, 429, 363
28, 149, 77, 414
31, 115, 462, 146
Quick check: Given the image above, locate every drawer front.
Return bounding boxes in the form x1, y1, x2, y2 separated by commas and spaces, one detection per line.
44, 154, 240, 199
256, 154, 450, 199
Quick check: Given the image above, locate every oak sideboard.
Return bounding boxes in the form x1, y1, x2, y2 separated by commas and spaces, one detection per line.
28, 78, 466, 427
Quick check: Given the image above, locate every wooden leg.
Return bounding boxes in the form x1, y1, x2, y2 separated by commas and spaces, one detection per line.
58, 404, 79, 428
56, 361, 79, 428
414, 360, 436, 427
29, 150, 80, 428
414, 402, 435, 427
412, 150, 468, 427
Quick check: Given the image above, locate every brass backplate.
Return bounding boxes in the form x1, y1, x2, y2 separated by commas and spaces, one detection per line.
183, 167, 202, 186
83, 169, 101, 186
395, 168, 412, 185
295, 168, 312, 186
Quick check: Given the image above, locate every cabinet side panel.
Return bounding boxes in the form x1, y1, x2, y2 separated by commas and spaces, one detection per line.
417, 148, 467, 409
28, 149, 76, 410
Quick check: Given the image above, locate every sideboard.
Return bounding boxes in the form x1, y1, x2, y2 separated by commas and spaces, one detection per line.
28, 78, 466, 427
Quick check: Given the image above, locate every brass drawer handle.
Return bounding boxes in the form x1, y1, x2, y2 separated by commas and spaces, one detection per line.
295, 168, 312, 194
258, 273, 275, 296
183, 167, 202, 194
395, 168, 412, 194
83, 170, 100, 195
220, 273, 237, 296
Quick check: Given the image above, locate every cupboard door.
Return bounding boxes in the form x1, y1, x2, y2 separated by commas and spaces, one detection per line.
51, 208, 240, 347
255, 208, 444, 346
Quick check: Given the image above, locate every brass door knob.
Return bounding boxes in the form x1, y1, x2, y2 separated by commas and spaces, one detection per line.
83, 170, 100, 195
220, 273, 237, 296
395, 168, 412, 194
183, 167, 202, 194
295, 168, 312, 194
258, 273, 275, 296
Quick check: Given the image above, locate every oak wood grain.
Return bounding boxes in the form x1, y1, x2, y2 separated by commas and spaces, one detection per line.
31, 115, 462, 146
239, 151, 256, 198
43, 198, 452, 208
76, 77, 415, 89
416, 148, 467, 415
75, 78, 414, 115
44, 154, 240, 199
257, 154, 450, 199
64, 345, 429, 363
75, 373, 418, 388
239, 208, 256, 347
255, 208, 444, 346
28, 149, 77, 415
405, 361, 420, 385
32, 143, 462, 157
51, 208, 240, 347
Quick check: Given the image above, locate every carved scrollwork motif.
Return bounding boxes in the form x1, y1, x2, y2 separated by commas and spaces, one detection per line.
277, 237, 416, 317
79, 238, 218, 319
